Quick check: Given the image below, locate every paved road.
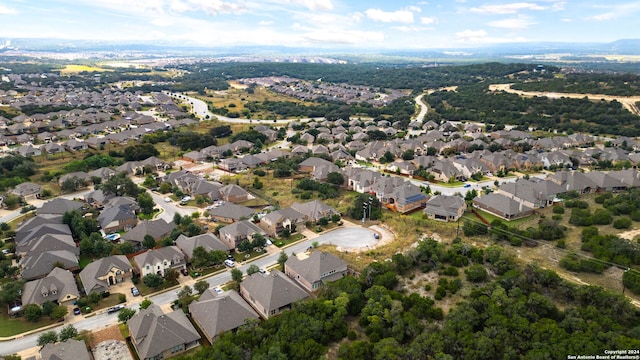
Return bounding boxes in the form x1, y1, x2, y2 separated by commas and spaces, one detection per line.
0, 225, 374, 354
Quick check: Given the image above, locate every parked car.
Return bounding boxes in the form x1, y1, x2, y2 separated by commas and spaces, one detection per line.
463, 183, 471, 188
181, 268, 189, 276
107, 304, 125, 314
224, 259, 235, 267
181, 196, 192, 202
164, 197, 171, 203
259, 268, 267, 274
73, 307, 81, 315
214, 287, 223, 294
131, 287, 140, 296
373, 233, 380, 239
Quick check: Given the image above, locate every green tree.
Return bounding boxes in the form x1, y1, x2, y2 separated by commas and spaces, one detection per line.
194, 280, 209, 294
102, 173, 139, 197
231, 268, 244, 284
59, 324, 78, 342
247, 264, 260, 275
327, 172, 345, 185
465, 264, 489, 283
137, 191, 155, 215
139, 299, 153, 310
277, 251, 288, 270
37, 331, 58, 347
143, 274, 163, 288
24, 303, 43, 322
143, 234, 156, 249
118, 308, 136, 322
0, 280, 24, 305
50, 305, 68, 321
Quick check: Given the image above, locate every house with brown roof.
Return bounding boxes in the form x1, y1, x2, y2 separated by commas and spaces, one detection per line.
240, 270, 309, 319
188, 289, 259, 343
175, 232, 229, 262
218, 220, 266, 251
284, 251, 348, 292
259, 207, 306, 237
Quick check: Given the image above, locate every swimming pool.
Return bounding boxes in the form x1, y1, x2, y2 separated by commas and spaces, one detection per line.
104, 233, 121, 242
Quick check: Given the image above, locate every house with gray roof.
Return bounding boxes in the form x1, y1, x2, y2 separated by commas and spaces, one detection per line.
290, 200, 339, 223
122, 219, 175, 247
240, 270, 309, 319
188, 289, 259, 343
383, 182, 428, 213
22, 267, 79, 307
207, 202, 255, 223
609, 169, 640, 188
298, 157, 334, 173
128, 304, 200, 360
40, 339, 92, 360
17, 233, 77, 257
175, 232, 229, 261
97, 204, 138, 233
472, 193, 534, 220
218, 220, 267, 251
496, 178, 563, 209
15, 145, 40, 157
284, 251, 348, 292
219, 184, 251, 203
79, 255, 133, 295
88, 167, 116, 182
424, 195, 467, 222
38, 198, 84, 215
134, 246, 186, 278
20, 250, 79, 280
10, 182, 42, 201
548, 170, 597, 194
259, 207, 306, 237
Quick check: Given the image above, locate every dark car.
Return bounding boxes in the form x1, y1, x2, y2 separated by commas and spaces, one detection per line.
73, 307, 81, 315
107, 304, 125, 314
181, 268, 189, 276
131, 287, 140, 296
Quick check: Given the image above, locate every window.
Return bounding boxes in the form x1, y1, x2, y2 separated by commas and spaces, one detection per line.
270, 309, 276, 315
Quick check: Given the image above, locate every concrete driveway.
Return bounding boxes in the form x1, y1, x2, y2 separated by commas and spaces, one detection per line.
313, 227, 378, 250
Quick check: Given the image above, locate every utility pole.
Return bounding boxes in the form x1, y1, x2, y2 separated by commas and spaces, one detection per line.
368, 197, 373, 221
362, 202, 367, 224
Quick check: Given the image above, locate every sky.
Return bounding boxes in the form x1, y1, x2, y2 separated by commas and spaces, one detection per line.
0, 0, 638, 49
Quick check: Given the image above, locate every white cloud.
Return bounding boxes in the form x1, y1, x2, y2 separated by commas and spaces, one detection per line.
561, 18, 572, 22
301, 29, 384, 44
487, 17, 536, 30
392, 25, 434, 32
552, 2, 566, 11
186, 0, 247, 15
352, 12, 363, 22
420, 16, 436, 24
258, 20, 274, 26
470, 2, 546, 14
299, 0, 333, 11
365, 8, 415, 23
456, 29, 488, 42
587, 2, 640, 21
0, 5, 18, 15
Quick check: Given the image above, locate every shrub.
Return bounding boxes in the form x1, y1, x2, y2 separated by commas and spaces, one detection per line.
465, 264, 489, 282
613, 217, 632, 229
552, 206, 565, 214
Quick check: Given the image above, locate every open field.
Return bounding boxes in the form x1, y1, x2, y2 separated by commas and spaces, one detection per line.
59, 64, 112, 74
194, 86, 319, 120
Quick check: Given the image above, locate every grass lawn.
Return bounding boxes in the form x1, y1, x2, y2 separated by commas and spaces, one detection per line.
7, 212, 36, 230
79, 256, 93, 269
274, 233, 306, 247
135, 279, 179, 297
463, 209, 534, 228
0, 311, 58, 337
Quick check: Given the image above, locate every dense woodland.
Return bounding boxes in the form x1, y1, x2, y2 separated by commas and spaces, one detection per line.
427, 84, 640, 136
171, 62, 554, 92
512, 73, 640, 96
174, 240, 640, 360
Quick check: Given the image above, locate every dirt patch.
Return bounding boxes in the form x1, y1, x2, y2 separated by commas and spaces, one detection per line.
87, 325, 125, 349
93, 340, 134, 360
618, 229, 640, 241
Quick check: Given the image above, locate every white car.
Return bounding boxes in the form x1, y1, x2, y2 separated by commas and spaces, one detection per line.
224, 259, 235, 267
164, 197, 171, 203
214, 287, 223, 294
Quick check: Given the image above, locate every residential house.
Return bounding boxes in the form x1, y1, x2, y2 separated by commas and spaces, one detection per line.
10, 182, 42, 201
290, 200, 339, 223
548, 171, 597, 194
284, 251, 348, 292
88, 167, 116, 183
97, 204, 138, 233
240, 270, 309, 319
79, 255, 133, 295
259, 207, 306, 237
40, 339, 92, 360
122, 219, 175, 248
207, 202, 255, 223
218, 158, 247, 173
58, 171, 91, 186
21, 268, 79, 306
37, 198, 84, 215
298, 157, 335, 173
219, 184, 251, 203
20, 250, 79, 280
424, 195, 467, 222
496, 178, 564, 209
473, 193, 534, 220
382, 183, 428, 213
62, 139, 89, 152
175, 232, 229, 262
346, 168, 383, 193
15, 145, 40, 157
218, 220, 267, 251
128, 304, 200, 360
134, 246, 187, 278
188, 289, 259, 343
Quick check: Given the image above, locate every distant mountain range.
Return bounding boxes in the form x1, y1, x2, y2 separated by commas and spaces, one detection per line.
1, 38, 640, 61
